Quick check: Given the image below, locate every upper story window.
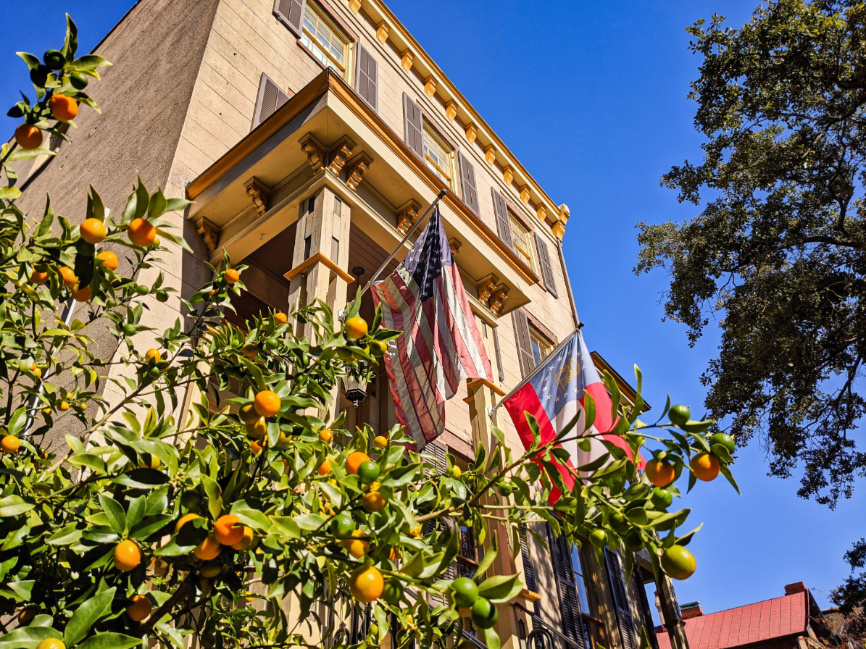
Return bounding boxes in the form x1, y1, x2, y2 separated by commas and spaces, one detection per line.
300, 2, 348, 74
422, 124, 454, 188
509, 212, 537, 273
528, 324, 552, 367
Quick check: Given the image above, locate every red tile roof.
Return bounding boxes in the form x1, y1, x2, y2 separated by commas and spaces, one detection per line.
656, 591, 808, 649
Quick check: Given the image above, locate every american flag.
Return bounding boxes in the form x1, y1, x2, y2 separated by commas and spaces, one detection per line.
371, 207, 492, 448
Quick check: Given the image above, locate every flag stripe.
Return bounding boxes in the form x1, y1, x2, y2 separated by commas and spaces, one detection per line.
371, 208, 491, 448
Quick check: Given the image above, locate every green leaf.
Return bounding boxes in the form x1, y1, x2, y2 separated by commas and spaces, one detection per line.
293, 513, 326, 531
201, 475, 223, 520
98, 494, 127, 535
483, 626, 501, 649
476, 574, 523, 603
64, 587, 116, 646
473, 542, 498, 581
77, 633, 142, 649
0, 495, 35, 517
230, 507, 271, 531
0, 186, 22, 201
0, 625, 62, 649
8, 148, 55, 162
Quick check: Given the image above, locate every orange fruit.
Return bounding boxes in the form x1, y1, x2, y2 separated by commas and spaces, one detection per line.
194, 533, 221, 561
15, 124, 42, 150
239, 403, 259, 424
1, 436, 20, 454
361, 492, 387, 513
341, 530, 370, 558
138, 454, 160, 470
113, 539, 142, 572
127, 594, 152, 622
691, 453, 720, 482
346, 451, 371, 475
343, 316, 369, 340
71, 284, 92, 302
245, 417, 267, 440
96, 250, 119, 271
59, 266, 77, 288
660, 544, 696, 580
225, 268, 240, 284
49, 94, 78, 122
175, 513, 201, 534
127, 218, 156, 247
214, 514, 244, 546
254, 390, 281, 417
349, 565, 384, 603
60, 401, 70, 411
318, 460, 331, 475
230, 526, 254, 550
35, 640, 65, 649
200, 561, 221, 578
80, 218, 106, 244
145, 349, 161, 363
30, 269, 49, 285
274, 311, 288, 324
319, 429, 333, 443
250, 440, 264, 455
645, 458, 676, 488
373, 435, 388, 449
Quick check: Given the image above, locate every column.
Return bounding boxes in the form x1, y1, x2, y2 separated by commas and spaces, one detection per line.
657, 574, 689, 649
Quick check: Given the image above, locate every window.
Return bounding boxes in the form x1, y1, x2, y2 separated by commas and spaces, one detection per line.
300, 2, 348, 74
422, 124, 454, 188
509, 212, 537, 272
528, 324, 552, 367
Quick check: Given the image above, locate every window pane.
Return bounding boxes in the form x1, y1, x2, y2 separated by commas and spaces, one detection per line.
572, 545, 591, 613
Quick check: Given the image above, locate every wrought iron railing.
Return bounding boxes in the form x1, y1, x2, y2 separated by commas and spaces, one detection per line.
527, 612, 587, 649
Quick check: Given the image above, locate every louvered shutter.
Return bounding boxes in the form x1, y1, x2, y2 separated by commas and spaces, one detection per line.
605, 549, 640, 649
492, 189, 514, 252
458, 152, 479, 214
534, 232, 558, 297
518, 525, 537, 594
427, 440, 447, 472
355, 44, 378, 111
252, 74, 290, 129
274, 0, 305, 36
512, 310, 535, 378
492, 327, 505, 383
403, 93, 423, 157
547, 525, 587, 649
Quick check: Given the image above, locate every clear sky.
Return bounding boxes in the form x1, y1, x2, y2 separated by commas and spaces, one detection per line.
1, 0, 864, 614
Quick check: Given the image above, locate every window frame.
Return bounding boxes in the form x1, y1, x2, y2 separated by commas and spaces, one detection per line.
508, 209, 537, 273
421, 122, 455, 189
299, 0, 350, 75
528, 323, 552, 367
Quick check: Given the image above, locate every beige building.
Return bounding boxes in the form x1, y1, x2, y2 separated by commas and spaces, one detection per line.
14, 1, 691, 649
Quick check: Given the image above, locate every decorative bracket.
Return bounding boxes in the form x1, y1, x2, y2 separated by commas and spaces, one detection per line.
448, 237, 462, 257
300, 133, 326, 172
476, 274, 500, 305
194, 217, 221, 253
344, 153, 373, 192
244, 177, 270, 217
396, 199, 422, 235
489, 285, 509, 316
327, 136, 356, 175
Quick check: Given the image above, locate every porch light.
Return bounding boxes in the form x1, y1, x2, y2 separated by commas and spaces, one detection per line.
344, 373, 368, 407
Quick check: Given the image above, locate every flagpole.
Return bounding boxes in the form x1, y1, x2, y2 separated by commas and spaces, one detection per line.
489, 322, 584, 414
358, 188, 448, 297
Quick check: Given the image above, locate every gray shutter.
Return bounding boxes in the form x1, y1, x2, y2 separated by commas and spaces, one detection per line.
518, 525, 537, 593
458, 152, 479, 214
426, 440, 447, 473
605, 549, 640, 649
355, 44, 378, 111
493, 327, 505, 383
534, 232, 558, 297
512, 310, 535, 378
252, 74, 290, 129
403, 93, 423, 157
274, 0, 305, 36
492, 189, 514, 252
548, 526, 588, 649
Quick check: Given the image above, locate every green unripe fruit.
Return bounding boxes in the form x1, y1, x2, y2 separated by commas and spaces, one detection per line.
651, 487, 673, 508
357, 461, 381, 485
122, 324, 137, 336
609, 513, 629, 534
589, 529, 608, 548
710, 432, 736, 454
180, 490, 201, 512
148, 367, 161, 379
624, 531, 644, 552
668, 404, 690, 427
70, 72, 89, 90
451, 577, 479, 608
43, 50, 65, 70
470, 597, 498, 629
331, 513, 354, 540
497, 479, 514, 496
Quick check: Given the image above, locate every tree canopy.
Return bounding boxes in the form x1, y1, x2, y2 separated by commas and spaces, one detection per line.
636, 0, 866, 608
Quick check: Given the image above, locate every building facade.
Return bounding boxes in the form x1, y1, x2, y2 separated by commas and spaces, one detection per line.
13, 1, 690, 649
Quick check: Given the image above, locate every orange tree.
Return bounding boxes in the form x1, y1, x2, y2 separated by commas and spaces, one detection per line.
0, 16, 738, 649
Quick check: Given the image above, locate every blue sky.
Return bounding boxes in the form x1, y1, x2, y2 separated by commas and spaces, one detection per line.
1, 0, 863, 614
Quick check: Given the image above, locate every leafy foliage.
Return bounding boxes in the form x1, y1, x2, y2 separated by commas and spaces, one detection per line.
0, 16, 735, 649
